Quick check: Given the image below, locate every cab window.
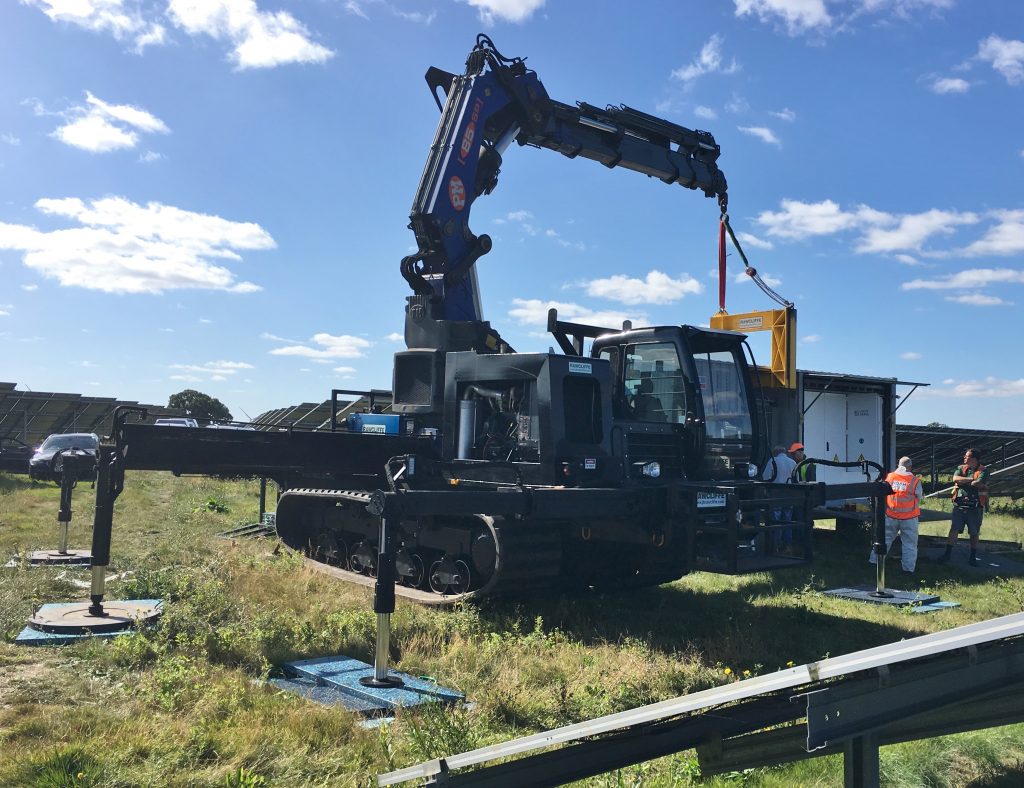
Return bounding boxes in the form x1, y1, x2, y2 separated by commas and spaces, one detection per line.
622, 342, 687, 423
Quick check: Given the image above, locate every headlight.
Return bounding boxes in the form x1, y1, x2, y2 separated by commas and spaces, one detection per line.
748, 463, 759, 479
642, 461, 660, 479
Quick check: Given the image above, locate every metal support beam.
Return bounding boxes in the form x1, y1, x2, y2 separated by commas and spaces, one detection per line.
843, 734, 879, 788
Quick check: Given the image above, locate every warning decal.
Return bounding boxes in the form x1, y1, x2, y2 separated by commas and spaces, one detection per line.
832, 454, 840, 463
448, 176, 466, 211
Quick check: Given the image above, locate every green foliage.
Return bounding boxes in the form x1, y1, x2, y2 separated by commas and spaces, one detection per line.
404, 701, 482, 762
25, 747, 103, 788
167, 389, 232, 422
224, 767, 267, 787
194, 496, 230, 513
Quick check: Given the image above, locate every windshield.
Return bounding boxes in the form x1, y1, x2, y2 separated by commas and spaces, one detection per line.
622, 342, 688, 423
42, 434, 98, 451
693, 350, 753, 441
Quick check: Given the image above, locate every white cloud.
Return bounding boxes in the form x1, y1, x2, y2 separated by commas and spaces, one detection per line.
736, 231, 773, 250
386, 332, 404, 342
895, 254, 921, 266
757, 199, 866, 238
138, 150, 163, 163
333, 366, 357, 373
1, 133, 20, 146
734, 0, 831, 34
169, 360, 254, 381
462, 0, 545, 24
0, 196, 271, 294
694, 105, 718, 120
756, 198, 988, 255
899, 351, 922, 360
924, 377, 1024, 398
168, 0, 334, 69
738, 126, 780, 146
671, 34, 739, 85
269, 333, 371, 359
585, 270, 702, 305
902, 268, 1024, 291
725, 94, 750, 114
508, 298, 640, 329
199, 318, 213, 323
944, 294, 1011, 306
856, 209, 978, 254
960, 210, 1024, 256
22, 284, 39, 291
25, 0, 166, 52
52, 92, 168, 153
735, 0, 952, 36
770, 107, 796, 121
976, 35, 1024, 86
930, 77, 969, 94
801, 334, 821, 343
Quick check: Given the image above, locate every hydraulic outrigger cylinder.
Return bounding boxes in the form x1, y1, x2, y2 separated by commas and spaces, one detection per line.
361, 489, 404, 689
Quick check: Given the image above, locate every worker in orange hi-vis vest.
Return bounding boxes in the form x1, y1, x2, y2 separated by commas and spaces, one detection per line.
868, 456, 923, 573
938, 448, 990, 567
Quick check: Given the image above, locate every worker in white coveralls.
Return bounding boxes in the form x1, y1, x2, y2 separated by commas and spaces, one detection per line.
868, 456, 923, 573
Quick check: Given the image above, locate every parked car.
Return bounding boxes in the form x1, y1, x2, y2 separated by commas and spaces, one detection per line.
0, 437, 32, 475
29, 433, 100, 482
154, 417, 199, 428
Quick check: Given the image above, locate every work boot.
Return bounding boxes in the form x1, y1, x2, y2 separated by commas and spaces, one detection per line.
937, 545, 952, 563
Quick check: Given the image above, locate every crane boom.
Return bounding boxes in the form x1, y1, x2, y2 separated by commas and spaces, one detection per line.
401, 35, 727, 350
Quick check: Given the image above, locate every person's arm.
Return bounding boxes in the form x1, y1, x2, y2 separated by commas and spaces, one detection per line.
952, 467, 974, 485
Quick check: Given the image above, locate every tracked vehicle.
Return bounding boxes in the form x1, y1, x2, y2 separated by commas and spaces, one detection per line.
89, 36, 887, 607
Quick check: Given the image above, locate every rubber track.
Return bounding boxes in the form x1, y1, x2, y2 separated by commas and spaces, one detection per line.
276, 488, 563, 606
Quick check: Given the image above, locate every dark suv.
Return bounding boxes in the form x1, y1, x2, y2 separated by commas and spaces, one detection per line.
29, 433, 100, 482
0, 437, 32, 475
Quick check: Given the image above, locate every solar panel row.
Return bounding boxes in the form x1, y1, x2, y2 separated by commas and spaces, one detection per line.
0, 382, 179, 447
897, 424, 1024, 499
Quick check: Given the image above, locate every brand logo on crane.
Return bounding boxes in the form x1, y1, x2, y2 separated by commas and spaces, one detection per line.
458, 98, 483, 164
448, 176, 466, 211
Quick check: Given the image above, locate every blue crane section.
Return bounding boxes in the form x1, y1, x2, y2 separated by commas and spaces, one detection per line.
401, 34, 728, 334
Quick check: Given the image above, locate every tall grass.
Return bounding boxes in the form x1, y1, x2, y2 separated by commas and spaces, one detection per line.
2, 470, 1024, 786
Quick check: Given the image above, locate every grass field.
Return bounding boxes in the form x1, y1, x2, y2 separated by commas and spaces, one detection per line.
2, 471, 1024, 787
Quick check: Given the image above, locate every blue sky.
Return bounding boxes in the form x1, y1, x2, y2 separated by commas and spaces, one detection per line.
1, 0, 1022, 429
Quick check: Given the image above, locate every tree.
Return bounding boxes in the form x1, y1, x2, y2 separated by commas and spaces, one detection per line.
926, 421, 948, 429
167, 389, 232, 423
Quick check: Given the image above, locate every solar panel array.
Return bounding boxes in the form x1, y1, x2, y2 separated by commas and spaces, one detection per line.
897, 423, 1024, 499
252, 390, 393, 431
0, 382, 179, 447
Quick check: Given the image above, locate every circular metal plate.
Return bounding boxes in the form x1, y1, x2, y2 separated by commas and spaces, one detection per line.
28, 601, 162, 634
28, 549, 93, 566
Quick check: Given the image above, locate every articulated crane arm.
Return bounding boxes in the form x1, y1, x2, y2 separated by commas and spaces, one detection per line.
401, 34, 728, 352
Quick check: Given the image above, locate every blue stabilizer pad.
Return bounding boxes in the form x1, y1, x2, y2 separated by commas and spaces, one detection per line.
14, 599, 162, 647
823, 586, 940, 607
911, 600, 961, 614
278, 655, 463, 717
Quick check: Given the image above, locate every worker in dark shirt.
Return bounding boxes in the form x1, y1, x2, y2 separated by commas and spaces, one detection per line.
938, 448, 990, 566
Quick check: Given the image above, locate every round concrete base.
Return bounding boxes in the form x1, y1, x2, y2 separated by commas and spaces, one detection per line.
28, 601, 162, 634
28, 549, 93, 566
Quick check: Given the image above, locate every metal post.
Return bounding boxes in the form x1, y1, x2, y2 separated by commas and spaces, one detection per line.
870, 484, 892, 598
360, 509, 403, 689
89, 444, 117, 617
844, 734, 880, 788
258, 476, 267, 521
56, 454, 76, 554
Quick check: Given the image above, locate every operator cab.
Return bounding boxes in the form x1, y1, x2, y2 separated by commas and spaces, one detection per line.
593, 325, 760, 482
